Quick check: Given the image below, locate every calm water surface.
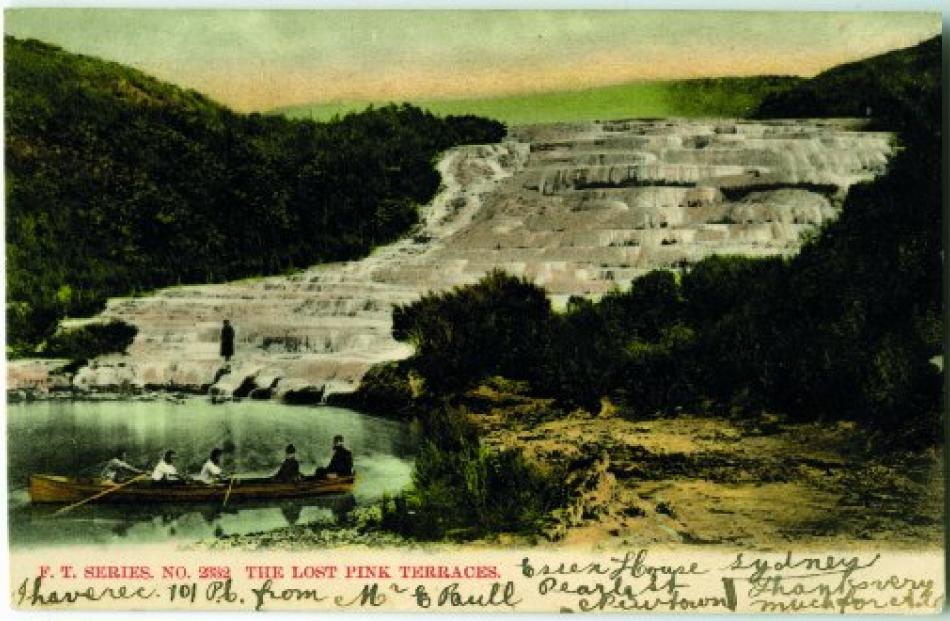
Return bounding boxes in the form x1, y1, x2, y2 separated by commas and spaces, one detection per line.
7, 399, 416, 547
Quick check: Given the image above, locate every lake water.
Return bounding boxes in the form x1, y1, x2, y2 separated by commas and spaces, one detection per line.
7, 399, 416, 547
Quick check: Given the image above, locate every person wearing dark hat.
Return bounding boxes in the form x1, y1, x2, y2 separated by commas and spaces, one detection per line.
314, 435, 354, 479
274, 444, 302, 482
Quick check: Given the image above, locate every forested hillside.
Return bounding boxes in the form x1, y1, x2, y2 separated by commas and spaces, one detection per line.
755, 35, 940, 131
5, 36, 505, 354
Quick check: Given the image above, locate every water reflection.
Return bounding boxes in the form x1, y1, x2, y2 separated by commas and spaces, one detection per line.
12, 493, 358, 543
8, 399, 414, 547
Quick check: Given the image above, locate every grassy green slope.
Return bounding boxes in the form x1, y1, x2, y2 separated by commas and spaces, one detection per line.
277, 76, 802, 125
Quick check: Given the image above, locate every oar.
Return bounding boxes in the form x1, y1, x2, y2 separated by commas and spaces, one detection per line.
221, 476, 236, 508
48, 473, 149, 517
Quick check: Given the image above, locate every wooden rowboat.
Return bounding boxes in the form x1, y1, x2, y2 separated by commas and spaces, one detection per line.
29, 474, 355, 504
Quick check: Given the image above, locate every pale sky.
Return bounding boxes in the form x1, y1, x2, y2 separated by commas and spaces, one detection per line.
4, 10, 941, 112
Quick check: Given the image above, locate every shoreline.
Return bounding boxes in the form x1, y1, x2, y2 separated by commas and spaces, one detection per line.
8, 386, 944, 552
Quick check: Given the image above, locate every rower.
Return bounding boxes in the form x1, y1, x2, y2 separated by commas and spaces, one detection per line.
100, 449, 144, 483
196, 448, 224, 484
314, 435, 353, 479
151, 450, 183, 483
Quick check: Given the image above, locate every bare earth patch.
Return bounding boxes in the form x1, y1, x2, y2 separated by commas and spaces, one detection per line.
477, 407, 943, 550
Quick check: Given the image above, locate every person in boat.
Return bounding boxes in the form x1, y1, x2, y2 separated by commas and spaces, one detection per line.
100, 449, 144, 483
274, 444, 302, 482
196, 448, 225, 484
314, 435, 354, 479
151, 450, 184, 483
220, 319, 235, 364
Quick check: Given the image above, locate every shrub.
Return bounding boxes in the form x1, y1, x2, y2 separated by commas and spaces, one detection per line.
383, 440, 565, 541
43, 320, 137, 360
392, 270, 553, 393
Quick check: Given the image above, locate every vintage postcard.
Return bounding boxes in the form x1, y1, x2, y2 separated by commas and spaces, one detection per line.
3, 8, 945, 615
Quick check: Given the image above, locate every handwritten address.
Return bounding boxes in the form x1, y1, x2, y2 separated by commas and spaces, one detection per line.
11, 550, 944, 613
521, 550, 943, 613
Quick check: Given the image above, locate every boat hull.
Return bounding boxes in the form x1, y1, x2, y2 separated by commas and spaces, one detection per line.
29, 474, 355, 504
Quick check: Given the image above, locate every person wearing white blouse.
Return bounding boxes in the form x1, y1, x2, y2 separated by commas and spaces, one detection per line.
151, 450, 182, 482
196, 448, 225, 484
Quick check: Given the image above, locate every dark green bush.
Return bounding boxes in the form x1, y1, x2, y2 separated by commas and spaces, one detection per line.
392, 270, 553, 393
327, 360, 416, 418
382, 440, 565, 540
44, 320, 138, 360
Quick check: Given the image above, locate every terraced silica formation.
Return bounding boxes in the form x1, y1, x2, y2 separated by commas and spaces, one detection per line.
34, 119, 893, 399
